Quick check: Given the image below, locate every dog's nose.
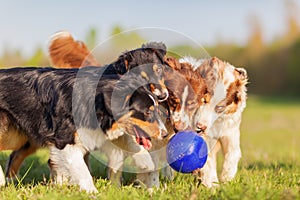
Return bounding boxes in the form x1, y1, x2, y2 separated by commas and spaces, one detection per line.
173, 121, 184, 132
157, 88, 169, 102
196, 123, 207, 132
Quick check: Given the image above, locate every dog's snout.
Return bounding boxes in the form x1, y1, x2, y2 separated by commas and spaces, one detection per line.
196, 123, 207, 132
173, 120, 186, 132
151, 87, 168, 102
158, 89, 168, 101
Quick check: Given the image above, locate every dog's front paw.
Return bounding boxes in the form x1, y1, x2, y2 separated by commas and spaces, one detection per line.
200, 173, 219, 188
220, 169, 236, 183
132, 148, 154, 171
79, 179, 98, 193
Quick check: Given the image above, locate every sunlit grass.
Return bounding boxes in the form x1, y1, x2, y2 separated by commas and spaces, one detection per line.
0, 96, 300, 199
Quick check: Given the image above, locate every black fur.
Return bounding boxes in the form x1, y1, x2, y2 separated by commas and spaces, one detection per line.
0, 44, 167, 150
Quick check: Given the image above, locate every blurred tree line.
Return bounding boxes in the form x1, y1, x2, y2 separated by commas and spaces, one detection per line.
0, 3, 299, 97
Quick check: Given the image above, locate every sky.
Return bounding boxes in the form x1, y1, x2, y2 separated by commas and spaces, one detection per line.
0, 0, 299, 56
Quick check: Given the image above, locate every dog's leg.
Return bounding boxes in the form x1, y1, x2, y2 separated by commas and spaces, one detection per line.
136, 152, 160, 189
110, 134, 155, 171
103, 141, 124, 186
219, 128, 241, 183
158, 148, 174, 181
200, 138, 220, 188
49, 144, 97, 193
131, 146, 155, 171
0, 166, 5, 186
5, 142, 38, 178
161, 165, 174, 181
84, 153, 90, 170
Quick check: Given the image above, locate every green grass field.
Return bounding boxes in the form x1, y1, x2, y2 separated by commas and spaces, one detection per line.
0, 96, 300, 200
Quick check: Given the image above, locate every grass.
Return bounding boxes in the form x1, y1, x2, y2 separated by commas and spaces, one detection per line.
1, 95, 300, 199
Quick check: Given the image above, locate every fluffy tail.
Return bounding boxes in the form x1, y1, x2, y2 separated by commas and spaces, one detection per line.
48, 31, 99, 68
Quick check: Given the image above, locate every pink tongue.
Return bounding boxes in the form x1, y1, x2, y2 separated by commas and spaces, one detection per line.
136, 136, 152, 150
141, 137, 152, 150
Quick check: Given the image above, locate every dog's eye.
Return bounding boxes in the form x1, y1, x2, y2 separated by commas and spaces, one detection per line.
215, 105, 226, 113
153, 64, 162, 73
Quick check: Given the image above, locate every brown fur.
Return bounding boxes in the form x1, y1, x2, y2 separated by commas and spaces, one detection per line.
0, 112, 27, 151
5, 143, 38, 177
49, 31, 99, 68
165, 56, 209, 109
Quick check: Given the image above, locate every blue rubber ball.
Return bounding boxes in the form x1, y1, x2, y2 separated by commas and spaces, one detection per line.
166, 130, 208, 173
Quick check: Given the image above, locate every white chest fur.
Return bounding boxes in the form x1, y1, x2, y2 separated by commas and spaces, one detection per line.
77, 128, 107, 151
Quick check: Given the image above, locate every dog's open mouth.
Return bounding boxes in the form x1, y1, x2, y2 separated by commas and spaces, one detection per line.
133, 125, 152, 150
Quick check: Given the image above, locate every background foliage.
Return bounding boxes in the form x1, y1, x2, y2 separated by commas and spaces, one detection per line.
0, 3, 300, 97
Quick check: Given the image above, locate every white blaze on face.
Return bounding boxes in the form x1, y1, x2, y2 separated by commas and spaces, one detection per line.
172, 86, 190, 130
194, 81, 226, 132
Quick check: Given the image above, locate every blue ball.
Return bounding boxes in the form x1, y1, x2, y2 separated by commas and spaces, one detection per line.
166, 130, 208, 173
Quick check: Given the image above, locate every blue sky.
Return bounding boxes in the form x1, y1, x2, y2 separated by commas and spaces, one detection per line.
0, 0, 299, 56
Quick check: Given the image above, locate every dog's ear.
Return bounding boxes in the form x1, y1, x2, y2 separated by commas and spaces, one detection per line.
113, 53, 131, 74
142, 42, 166, 56
235, 68, 248, 80
142, 42, 167, 63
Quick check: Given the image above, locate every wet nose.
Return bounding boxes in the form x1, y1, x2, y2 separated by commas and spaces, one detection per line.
196, 123, 207, 132
174, 120, 186, 132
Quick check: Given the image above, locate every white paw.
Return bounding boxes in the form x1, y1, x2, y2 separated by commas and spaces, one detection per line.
220, 170, 236, 183
201, 179, 219, 188
132, 149, 154, 171
200, 171, 219, 188
79, 179, 98, 193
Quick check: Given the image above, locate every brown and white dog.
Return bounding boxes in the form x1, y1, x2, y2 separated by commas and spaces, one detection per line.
179, 56, 248, 187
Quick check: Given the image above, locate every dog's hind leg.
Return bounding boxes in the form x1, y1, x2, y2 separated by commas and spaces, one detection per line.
0, 111, 28, 186
5, 142, 38, 178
